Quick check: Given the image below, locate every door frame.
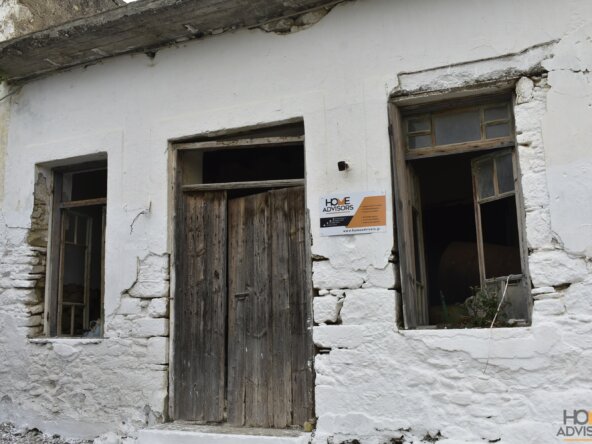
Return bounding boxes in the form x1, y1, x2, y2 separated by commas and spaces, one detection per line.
167, 133, 314, 423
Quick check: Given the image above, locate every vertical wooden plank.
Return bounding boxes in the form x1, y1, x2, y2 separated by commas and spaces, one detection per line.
56, 210, 67, 336
173, 191, 226, 422
388, 104, 419, 329
48, 173, 63, 336
269, 188, 292, 428
172, 186, 186, 419
174, 193, 188, 418
208, 190, 228, 422
245, 191, 272, 427
168, 147, 180, 419
283, 187, 314, 427
227, 195, 247, 426
408, 166, 428, 326
471, 162, 487, 286
228, 191, 275, 428
83, 217, 93, 330
211, 190, 227, 422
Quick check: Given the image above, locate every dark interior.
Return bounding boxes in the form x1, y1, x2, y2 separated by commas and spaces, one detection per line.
70, 169, 108, 200
60, 205, 104, 336
414, 153, 480, 325
481, 195, 521, 278
202, 144, 304, 184
413, 151, 522, 326
60, 167, 106, 336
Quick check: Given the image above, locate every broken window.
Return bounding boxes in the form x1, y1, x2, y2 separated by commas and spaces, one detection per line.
390, 96, 530, 329
48, 163, 107, 337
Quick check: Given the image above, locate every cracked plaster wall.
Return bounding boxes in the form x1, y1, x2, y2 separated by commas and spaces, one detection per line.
0, 0, 591, 442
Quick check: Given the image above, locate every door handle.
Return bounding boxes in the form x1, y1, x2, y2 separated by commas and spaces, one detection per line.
234, 292, 249, 300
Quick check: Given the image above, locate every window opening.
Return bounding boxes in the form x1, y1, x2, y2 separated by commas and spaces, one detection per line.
50, 165, 106, 337
392, 97, 529, 329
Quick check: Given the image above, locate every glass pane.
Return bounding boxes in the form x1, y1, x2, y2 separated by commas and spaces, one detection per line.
485, 122, 511, 139
480, 196, 521, 279
484, 105, 509, 122
61, 305, 72, 335
60, 205, 104, 337
61, 305, 84, 336
407, 117, 430, 133
63, 244, 86, 303
408, 134, 432, 149
64, 212, 75, 243
434, 110, 481, 145
475, 158, 495, 200
496, 153, 515, 194
76, 217, 88, 245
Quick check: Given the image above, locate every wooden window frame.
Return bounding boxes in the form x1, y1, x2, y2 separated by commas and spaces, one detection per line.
388, 94, 531, 329
47, 162, 107, 337
403, 101, 515, 160
472, 149, 523, 283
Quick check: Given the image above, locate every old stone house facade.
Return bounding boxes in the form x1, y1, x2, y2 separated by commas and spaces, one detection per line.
0, 0, 591, 443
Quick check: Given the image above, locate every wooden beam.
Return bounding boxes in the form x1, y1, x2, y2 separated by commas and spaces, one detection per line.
405, 139, 514, 160
182, 179, 304, 192
0, 0, 343, 83
60, 198, 107, 208
175, 136, 304, 151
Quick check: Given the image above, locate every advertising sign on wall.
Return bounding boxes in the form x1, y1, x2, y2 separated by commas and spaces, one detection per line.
319, 192, 387, 236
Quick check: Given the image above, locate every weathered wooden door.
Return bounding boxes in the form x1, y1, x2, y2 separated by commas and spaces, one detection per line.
174, 191, 227, 422
174, 186, 313, 428
227, 186, 313, 428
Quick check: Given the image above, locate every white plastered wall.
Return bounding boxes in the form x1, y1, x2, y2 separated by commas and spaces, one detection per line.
0, 0, 591, 442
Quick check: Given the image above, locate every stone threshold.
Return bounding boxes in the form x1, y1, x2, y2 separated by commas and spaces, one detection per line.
137, 422, 311, 444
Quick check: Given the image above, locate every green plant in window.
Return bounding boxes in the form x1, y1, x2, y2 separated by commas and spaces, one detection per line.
464, 286, 510, 328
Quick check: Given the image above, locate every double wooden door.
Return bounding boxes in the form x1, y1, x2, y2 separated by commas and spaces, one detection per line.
173, 186, 313, 428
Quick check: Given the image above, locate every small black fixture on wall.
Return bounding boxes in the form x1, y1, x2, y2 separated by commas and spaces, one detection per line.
337, 161, 349, 171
